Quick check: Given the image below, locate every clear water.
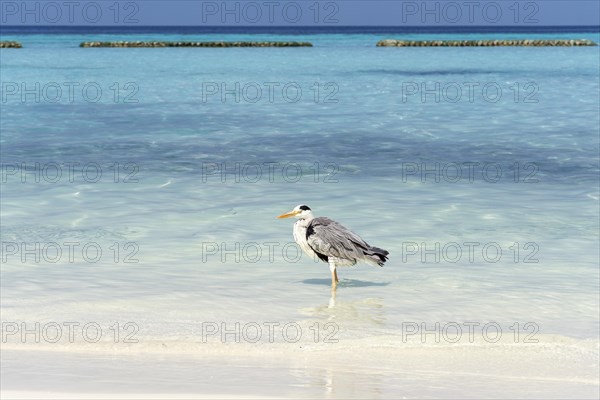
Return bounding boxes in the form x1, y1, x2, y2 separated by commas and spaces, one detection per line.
1, 30, 599, 349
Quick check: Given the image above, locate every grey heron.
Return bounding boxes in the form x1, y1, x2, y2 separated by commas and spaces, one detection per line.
277, 205, 389, 288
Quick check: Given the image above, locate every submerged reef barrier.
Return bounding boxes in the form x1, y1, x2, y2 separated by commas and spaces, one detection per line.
80, 41, 313, 48
0, 41, 22, 48
377, 39, 597, 47
5, 39, 597, 49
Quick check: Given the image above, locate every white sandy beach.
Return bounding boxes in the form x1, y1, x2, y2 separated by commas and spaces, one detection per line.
2, 334, 599, 399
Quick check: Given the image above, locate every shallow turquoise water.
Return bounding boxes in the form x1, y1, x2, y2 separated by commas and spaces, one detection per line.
1, 31, 599, 343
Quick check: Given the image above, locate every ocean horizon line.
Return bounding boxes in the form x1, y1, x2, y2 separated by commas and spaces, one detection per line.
2, 25, 599, 35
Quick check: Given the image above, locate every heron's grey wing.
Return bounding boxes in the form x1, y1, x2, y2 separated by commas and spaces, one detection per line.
306, 217, 370, 262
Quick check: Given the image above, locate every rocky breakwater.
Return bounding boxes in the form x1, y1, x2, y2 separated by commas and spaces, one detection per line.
376, 39, 598, 47
0, 41, 22, 48
80, 41, 313, 48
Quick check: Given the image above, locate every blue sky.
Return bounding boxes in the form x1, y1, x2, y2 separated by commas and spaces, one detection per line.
1, 1, 599, 26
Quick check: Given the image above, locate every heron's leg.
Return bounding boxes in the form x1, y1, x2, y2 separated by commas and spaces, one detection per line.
334, 269, 339, 283
328, 287, 336, 308
329, 261, 337, 289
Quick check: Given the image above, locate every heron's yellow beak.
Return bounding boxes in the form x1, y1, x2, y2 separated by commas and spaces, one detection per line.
277, 210, 300, 219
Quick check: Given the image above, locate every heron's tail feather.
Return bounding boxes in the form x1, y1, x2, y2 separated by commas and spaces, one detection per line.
365, 246, 389, 267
